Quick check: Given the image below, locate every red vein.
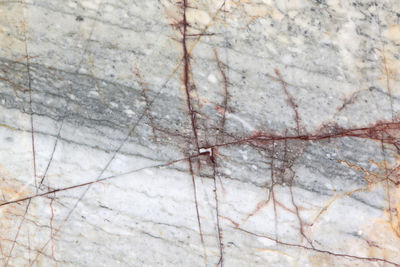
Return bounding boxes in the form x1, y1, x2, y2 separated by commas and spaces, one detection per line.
202, 121, 400, 153
288, 171, 313, 247
270, 141, 279, 239
236, 227, 400, 266
188, 158, 208, 266
211, 148, 224, 266
182, 0, 200, 153
49, 192, 57, 265
275, 69, 301, 135
0, 153, 208, 208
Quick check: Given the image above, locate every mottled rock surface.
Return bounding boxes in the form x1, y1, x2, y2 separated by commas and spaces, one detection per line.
0, 0, 400, 266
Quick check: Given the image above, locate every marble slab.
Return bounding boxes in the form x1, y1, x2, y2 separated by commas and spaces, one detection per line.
0, 0, 400, 266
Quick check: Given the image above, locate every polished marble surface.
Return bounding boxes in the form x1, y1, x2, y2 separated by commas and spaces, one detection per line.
0, 0, 400, 266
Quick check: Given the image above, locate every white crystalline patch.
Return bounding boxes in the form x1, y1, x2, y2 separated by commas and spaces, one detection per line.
105, 5, 114, 12
239, 150, 248, 161
89, 91, 99, 97
266, 43, 278, 55
110, 102, 118, 108
325, 183, 333, 190
79, 67, 89, 74
207, 73, 218, 84
81, 0, 101, 10
281, 54, 292, 64
143, 169, 154, 175
124, 109, 135, 116
338, 116, 348, 123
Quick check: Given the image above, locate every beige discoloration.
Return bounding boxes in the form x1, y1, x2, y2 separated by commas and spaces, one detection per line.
251, 247, 293, 258
364, 218, 400, 262
344, 155, 400, 246
0, 164, 35, 262
308, 253, 333, 267
244, 3, 269, 17
332, 156, 400, 264
0, 2, 27, 59
378, 49, 400, 96
384, 24, 400, 42
0, 162, 33, 205
186, 8, 211, 27
311, 186, 367, 226
0, 124, 18, 131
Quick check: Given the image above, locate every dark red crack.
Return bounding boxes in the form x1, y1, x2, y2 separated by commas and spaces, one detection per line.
0, 154, 206, 208
49, 192, 56, 263
181, 0, 200, 154
210, 148, 224, 266
275, 69, 301, 135
288, 170, 314, 248
202, 121, 400, 156
236, 227, 400, 266
187, 157, 208, 263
